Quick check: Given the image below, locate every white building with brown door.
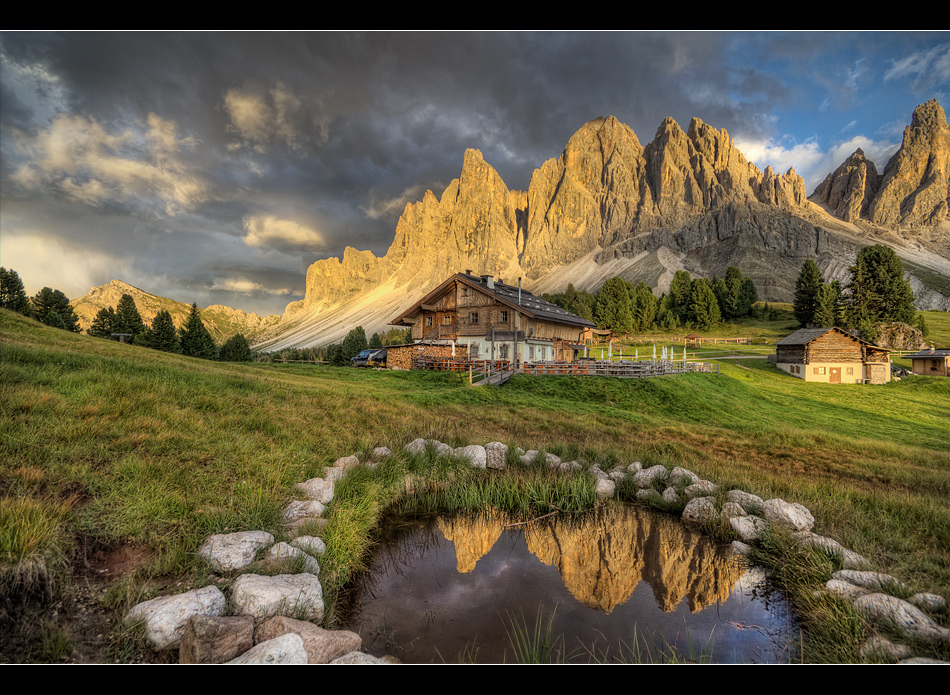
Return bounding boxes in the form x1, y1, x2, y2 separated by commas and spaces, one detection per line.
774, 327, 891, 384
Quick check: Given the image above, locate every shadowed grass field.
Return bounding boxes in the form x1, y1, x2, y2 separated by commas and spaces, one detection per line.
1, 307, 948, 662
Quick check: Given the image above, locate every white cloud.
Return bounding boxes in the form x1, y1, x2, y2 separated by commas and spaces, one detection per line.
223, 82, 328, 152
362, 183, 432, 221
210, 278, 295, 295
0, 231, 132, 300
9, 112, 205, 215
884, 42, 950, 88
242, 214, 325, 251
734, 132, 899, 193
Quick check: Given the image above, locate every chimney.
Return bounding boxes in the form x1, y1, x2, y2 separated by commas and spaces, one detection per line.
481, 274, 494, 290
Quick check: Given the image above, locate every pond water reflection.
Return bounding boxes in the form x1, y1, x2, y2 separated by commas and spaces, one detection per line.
341, 504, 795, 664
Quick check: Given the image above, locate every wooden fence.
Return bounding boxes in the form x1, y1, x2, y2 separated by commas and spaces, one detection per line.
414, 357, 719, 382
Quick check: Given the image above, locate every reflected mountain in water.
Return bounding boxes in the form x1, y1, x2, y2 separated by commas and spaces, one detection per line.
439, 505, 743, 614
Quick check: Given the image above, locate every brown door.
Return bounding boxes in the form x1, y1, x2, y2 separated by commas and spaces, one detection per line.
830, 367, 840, 384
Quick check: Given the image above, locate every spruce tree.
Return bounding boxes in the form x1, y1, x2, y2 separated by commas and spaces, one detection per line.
688, 278, 721, 330
31, 287, 80, 332
0, 267, 33, 317
341, 326, 368, 361
115, 294, 146, 342
794, 260, 824, 327
178, 303, 217, 359
219, 333, 252, 361
142, 309, 180, 353
88, 307, 117, 338
846, 245, 917, 327
595, 277, 634, 333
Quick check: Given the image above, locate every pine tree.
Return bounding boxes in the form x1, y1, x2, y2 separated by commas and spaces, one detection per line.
813, 281, 842, 328
369, 332, 383, 349
631, 282, 658, 331
88, 307, 117, 338
846, 245, 917, 327
219, 333, 252, 361
0, 267, 33, 317
141, 309, 180, 353
31, 287, 80, 332
595, 277, 634, 334
688, 278, 721, 330
341, 326, 368, 361
668, 271, 693, 322
178, 303, 217, 359
794, 260, 824, 327
115, 294, 146, 342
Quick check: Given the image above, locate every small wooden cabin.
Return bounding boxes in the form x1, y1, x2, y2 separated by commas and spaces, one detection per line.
774, 327, 890, 384
906, 347, 950, 377
389, 271, 595, 366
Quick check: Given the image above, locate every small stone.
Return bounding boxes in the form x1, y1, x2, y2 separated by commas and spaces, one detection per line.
180, 615, 254, 664
762, 498, 814, 532
291, 536, 326, 557
454, 444, 487, 469
226, 633, 308, 664
296, 477, 335, 505
198, 531, 275, 573
682, 496, 718, 524
594, 478, 616, 498
632, 465, 668, 488
730, 515, 767, 542
126, 586, 227, 650
910, 593, 947, 613
725, 489, 765, 515
282, 500, 325, 523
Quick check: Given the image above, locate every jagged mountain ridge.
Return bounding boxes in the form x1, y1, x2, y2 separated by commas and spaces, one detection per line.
254, 101, 950, 350
70, 279, 281, 343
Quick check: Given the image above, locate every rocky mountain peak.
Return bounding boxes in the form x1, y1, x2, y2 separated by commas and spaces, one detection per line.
810, 148, 880, 222
867, 99, 950, 228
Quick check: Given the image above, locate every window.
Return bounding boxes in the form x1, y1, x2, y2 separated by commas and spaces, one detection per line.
470, 312, 479, 324
529, 346, 535, 360
443, 315, 451, 325
538, 347, 546, 360
425, 316, 433, 327
499, 344, 509, 359
814, 367, 826, 375
469, 343, 479, 357
461, 287, 468, 297
500, 310, 508, 323
846, 367, 853, 375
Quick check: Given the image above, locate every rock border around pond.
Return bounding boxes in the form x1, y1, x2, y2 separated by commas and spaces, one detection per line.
125, 438, 948, 664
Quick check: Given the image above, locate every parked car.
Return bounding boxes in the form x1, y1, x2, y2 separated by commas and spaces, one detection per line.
350, 349, 376, 367
366, 348, 387, 369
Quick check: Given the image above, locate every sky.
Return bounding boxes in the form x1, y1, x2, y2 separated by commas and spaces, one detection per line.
1, 31, 948, 317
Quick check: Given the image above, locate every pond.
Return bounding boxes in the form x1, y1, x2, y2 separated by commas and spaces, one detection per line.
340, 504, 796, 664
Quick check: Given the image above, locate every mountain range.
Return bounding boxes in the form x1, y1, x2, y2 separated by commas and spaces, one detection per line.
70, 279, 281, 343
76, 100, 950, 349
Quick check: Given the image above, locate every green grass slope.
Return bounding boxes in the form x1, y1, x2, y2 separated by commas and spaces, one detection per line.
1, 308, 948, 662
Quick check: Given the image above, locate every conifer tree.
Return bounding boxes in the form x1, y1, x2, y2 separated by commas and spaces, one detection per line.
846, 244, 917, 327
31, 287, 80, 332
115, 294, 146, 342
595, 277, 634, 334
341, 326, 368, 361
178, 303, 217, 359
0, 267, 33, 317
219, 333, 252, 361
88, 307, 117, 338
794, 260, 824, 327
141, 309, 180, 353
688, 278, 721, 330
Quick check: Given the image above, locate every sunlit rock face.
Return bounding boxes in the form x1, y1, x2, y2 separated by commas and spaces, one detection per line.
261, 103, 950, 348
867, 100, 950, 229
